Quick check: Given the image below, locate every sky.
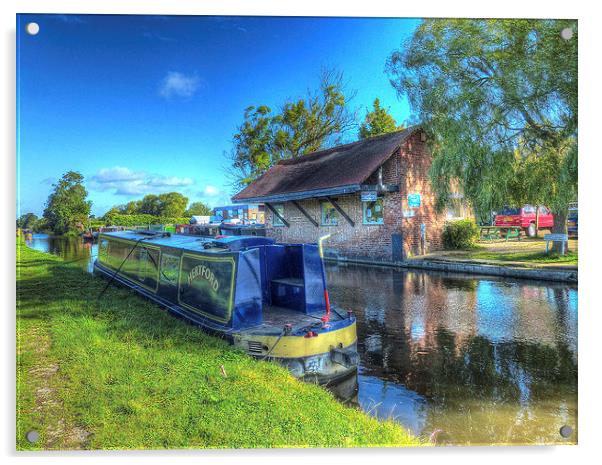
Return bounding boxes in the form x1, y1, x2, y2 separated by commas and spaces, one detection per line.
17, 14, 421, 217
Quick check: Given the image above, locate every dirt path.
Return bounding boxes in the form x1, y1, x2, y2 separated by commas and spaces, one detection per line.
17, 321, 90, 450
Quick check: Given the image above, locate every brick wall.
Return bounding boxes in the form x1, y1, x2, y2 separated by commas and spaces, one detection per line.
265, 131, 448, 263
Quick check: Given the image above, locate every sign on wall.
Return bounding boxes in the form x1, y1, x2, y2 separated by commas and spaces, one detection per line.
408, 193, 421, 208
361, 191, 378, 202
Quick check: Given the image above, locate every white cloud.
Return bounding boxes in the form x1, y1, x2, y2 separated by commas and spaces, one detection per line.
182, 184, 231, 209
90, 166, 193, 196
158, 71, 200, 99
203, 185, 220, 196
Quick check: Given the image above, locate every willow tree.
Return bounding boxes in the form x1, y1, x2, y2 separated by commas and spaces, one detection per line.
387, 19, 577, 249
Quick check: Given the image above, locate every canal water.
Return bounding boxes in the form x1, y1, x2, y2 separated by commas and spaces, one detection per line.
26, 234, 578, 446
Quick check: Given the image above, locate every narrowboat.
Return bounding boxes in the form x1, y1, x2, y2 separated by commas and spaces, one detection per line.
93, 230, 359, 383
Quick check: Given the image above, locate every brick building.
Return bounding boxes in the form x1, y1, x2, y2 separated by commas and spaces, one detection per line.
232, 127, 467, 263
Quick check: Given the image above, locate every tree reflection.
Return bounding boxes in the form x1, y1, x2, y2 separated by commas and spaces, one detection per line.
326, 263, 578, 445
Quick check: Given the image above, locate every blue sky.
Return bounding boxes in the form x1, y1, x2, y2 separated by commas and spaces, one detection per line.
17, 14, 420, 217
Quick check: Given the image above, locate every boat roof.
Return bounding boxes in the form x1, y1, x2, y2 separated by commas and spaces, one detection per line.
99, 230, 275, 253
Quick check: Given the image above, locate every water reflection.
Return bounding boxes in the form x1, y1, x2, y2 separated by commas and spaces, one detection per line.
325, 263, 577, 445
24, 235, 577, 445
25, 234, 98, 273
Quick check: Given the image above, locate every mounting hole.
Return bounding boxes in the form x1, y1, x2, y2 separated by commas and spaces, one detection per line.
26, 430, 40, 443
26, 22, 40, 36
559, 425, 573, 438
560, 27, 573, 41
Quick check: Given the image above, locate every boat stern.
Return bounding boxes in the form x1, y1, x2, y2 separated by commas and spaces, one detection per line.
233, 316, 359, 384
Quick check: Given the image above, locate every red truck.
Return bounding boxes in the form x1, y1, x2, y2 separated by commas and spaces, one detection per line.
494, 205, 554, 238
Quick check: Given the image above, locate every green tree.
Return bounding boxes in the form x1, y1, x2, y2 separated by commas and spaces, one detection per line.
359, 98, 400, 139
158, 192, 188, 217
228, 69, 356, 190
16, 212, 38, 230
387, 19, 577, 252
138, 194, 162, 216
42, 171, 92, 235
185, 201, 212, 217
119, 200, 142, 215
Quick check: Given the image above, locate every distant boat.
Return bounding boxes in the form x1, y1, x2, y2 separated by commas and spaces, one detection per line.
94, 230, 358, 383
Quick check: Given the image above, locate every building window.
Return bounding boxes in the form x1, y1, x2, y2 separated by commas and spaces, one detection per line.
272, 204, 285, 226
446, 200, 469, 220
446, 205, 463, 220
363, 198, 384, 225
321, 201, 338, 226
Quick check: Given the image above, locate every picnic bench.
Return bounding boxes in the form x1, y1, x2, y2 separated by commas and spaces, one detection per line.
544, 233, 569, 255
480, 226, 522, 242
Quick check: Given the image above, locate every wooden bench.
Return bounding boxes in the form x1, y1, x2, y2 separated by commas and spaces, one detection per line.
480, 226, 522, 242
544, 233, 568, 254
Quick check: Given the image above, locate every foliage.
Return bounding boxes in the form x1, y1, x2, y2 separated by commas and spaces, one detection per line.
42, 171, 92, 235
16, 212, 39, 230
100, 213, 189, 227
387, 19, 578, 237
137, 193, 188, 217
104, 192, 190, 219
16, 243, 422, 450
184, 201, 212, 217
359, 98, 400, 139
442, 219, 480, 249
227, 68, 357, 190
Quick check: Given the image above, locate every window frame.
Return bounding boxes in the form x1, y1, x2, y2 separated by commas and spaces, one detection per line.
362, 198, 385, 225
320, 201, 339, 226
272, 203, 286, 227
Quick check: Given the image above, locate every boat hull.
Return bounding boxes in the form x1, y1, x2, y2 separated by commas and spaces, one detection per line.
93, 259, 358, 383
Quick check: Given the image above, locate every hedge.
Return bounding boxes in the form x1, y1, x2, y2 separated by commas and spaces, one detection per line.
99, 214, 190, 227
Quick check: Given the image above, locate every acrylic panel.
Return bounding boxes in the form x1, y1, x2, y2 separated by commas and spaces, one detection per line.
16, 14, 578, 450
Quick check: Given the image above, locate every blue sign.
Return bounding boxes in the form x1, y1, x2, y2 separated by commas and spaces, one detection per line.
408, 193, 421, 208
361, 191, 378, 202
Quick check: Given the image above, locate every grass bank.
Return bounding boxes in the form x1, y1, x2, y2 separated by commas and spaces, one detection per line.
469, 248, 578, 265
16, 241, 422, 450
425, 238, 578, 267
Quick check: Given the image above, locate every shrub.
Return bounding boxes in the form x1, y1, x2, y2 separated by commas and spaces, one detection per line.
442, 219, 479, 249
100, 213, 190, 227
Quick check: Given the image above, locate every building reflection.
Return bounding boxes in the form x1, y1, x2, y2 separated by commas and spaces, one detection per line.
325, 263, 578, 445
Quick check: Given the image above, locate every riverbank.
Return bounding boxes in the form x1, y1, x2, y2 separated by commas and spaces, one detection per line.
326, 238, 578, 283
405, 238, 578, 283
16, 241, 422, 450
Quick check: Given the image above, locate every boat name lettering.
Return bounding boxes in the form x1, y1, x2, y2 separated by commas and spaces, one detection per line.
187, 264, 220, 292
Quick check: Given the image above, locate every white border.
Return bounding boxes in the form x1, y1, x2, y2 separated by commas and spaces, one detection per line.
4, 1, 601, 464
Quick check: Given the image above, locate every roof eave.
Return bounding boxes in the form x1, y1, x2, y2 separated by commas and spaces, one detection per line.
232, 184, 362, 204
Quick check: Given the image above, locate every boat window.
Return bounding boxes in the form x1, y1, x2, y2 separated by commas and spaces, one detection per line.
321, 201, 338, 226
102, 240, 160, 291
272, 204, 286, 226
138, 248, 149, 282
160, 253, 180, 285
363, 198, 384, 225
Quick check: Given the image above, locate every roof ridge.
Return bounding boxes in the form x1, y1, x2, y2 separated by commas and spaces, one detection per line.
277, 127, 417, 166
232, 125, 423, 202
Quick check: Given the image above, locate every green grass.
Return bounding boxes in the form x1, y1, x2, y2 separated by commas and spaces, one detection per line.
16, 241, 422, 450
469, 249, 578, 265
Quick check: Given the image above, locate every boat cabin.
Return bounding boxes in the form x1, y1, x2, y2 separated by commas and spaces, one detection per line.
96, 231, 330, 331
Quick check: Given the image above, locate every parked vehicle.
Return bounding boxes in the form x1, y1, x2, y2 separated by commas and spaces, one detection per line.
494, 205, 554, 238
567, 207, 578, 238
